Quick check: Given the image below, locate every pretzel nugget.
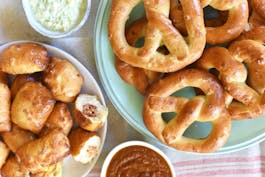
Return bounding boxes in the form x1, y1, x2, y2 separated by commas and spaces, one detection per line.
11, 82, 55, 133
69, 128, 101, 164
0, 42, 49, 74
1, 124, 35, 153
40, 102, 73, 136
11, 73, 40, 99
0, 75, 11, 132
1, 156, 29, 177
43, 57, 83, 103
30, 161, 62, 177
16, 129, 70, 174
74, 94, 108, 131
0, 140, 10, 169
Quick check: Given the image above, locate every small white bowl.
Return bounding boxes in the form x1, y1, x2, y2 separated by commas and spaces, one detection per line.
22, 0, 91, 38
101, 141, 176, 177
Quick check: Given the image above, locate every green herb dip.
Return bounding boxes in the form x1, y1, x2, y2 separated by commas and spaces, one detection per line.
29, 0, 87, 32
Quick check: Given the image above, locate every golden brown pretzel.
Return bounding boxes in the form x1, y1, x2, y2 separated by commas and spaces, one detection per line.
170, 0, 249, 44
196, 39, 265, 119
237, 27, 265, 42
115, 18, 162, 95
0, 71, 11, 132
143, 69, 231, 153
251, 0, 265, 19
108, 0, 206, 72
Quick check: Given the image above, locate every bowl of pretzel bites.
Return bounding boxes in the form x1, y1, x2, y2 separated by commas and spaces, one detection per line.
94, 0, 265, 154
0, 41, 108, 176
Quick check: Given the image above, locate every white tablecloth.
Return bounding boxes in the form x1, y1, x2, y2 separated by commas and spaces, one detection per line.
1, 1, 265, 177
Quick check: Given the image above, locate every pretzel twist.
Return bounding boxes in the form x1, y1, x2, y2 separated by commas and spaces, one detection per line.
143, 69, 231, 153
251, 0, 265, 19
170, 0, 249, 44
108, 0, 206, 72
248, 0, 265, 28
196, 35, 265, 119
115, 18, 162, 95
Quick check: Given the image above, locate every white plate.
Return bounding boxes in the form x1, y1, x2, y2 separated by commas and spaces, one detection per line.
0, 41, 107, 177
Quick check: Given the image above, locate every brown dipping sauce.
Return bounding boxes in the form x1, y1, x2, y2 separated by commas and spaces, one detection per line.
106, 145, 173, 177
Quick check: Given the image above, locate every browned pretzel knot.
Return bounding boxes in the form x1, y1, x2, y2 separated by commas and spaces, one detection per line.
143, 69, 231, 153
108, 0, 206, 72
251, 0, 265, 19
237, 27, 265, 42
115, 18, 162, 95
196, 36, 265, 120
170, 0, 249, 44
248, 0, 265, 28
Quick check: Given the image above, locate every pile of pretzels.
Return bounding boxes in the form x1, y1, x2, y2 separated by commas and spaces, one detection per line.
108, 0, 265, 153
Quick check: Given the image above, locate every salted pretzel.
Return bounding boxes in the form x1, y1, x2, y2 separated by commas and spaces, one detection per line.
196, 36, 265, 119
251, 0, 265, 19
237, 27, 265, 42
170, 0, 249, 44
108, 0, 206, 72
248, 0, 265, 28
115, 18, 162, 95
143, 69, 231, 153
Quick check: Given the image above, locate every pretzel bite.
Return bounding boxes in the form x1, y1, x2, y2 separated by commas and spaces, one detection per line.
0, 42, 49, 74
69, 128, 101, 164
43, 57, 83, 103
30, 161, 62, 177
0, 80, 11, 132
0, 140, 9, 169
16, 129, 70, 174
11, 73, 40, 99
11, 82, 55, 134
40, 102, 73, 136
1, 156, 29, 177
74, 94, 108, 131
1, 124, 35, 153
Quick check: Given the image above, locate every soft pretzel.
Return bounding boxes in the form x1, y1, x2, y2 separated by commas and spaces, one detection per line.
251, 0, 265, 19
16, 129, 70, 174
237, 27, 265, 42
115, 18, 162, 95
196, 39, 265, 119
1, 156, 29, 177
108, 0, 206, 72
1, 124, 35, 153
11, 73, 40, 99
40, 102, 73, 136
43, 57, 84, 103
11, 82, 55, 133
0, 72, 11, 132
0, 141, 9, 169
0, 42, 49, 74
143, 69, 231, 153
170, 0, 249, 44
247, 0, 265, 28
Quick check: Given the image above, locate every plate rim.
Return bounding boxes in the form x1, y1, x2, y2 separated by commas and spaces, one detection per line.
93, 0, 265, 155
0, 40, 108, 176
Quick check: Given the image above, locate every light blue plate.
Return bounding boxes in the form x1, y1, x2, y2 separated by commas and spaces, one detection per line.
94, 0, 265, 154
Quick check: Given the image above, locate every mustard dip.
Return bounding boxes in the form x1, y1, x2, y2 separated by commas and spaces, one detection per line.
29, 0, 87, 32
